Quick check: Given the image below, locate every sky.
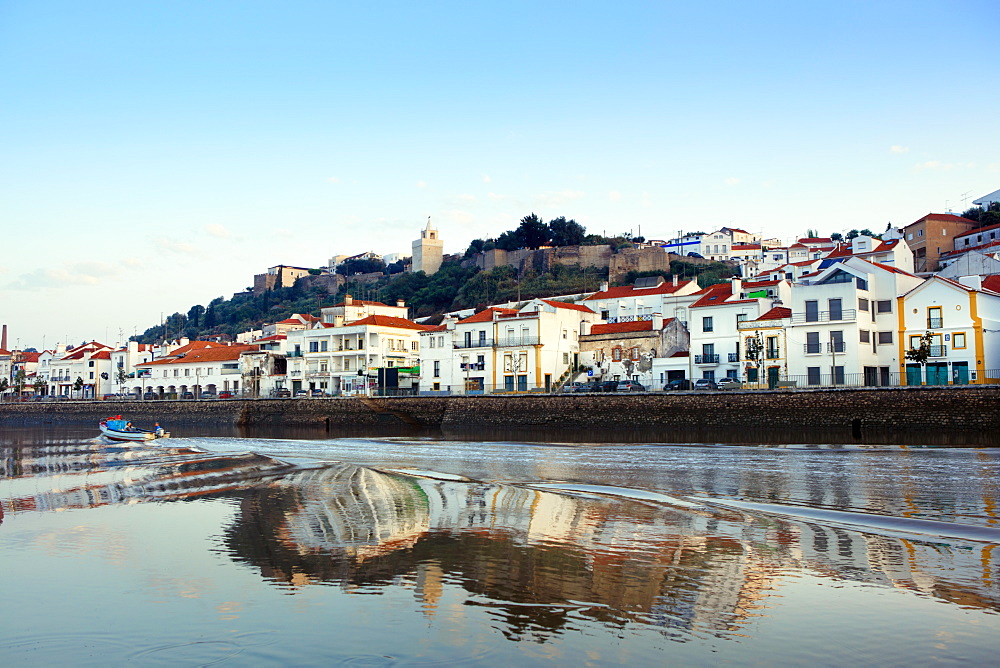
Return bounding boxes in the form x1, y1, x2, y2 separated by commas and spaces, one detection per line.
2, 1, 998, 349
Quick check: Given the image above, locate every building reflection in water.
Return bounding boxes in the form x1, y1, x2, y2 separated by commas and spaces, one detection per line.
222, 464, 1000, 641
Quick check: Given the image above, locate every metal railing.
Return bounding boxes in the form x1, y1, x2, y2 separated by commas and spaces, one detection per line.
928, 318, 943, 328
790, 309, 857, 324
695, 354, 720, 364
827, 341, 846, 353
929, 345, 947, 358
454, 338, 493, 349
727, 353, 739, 362
495, 336, 540, 347
765, 348, 780, 359
804, 343, 822, 354
606, 314, 654, 324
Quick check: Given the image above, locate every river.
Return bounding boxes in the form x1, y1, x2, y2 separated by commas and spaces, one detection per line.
1, 424, 998, 665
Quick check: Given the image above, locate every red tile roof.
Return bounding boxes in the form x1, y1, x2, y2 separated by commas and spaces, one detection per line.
253, 334, 287, 343
91, 350, 112, 360
585, 280, 695, 301
689, 283, 733, 307
346, 315, 430, 330
913, 213, 977, 225
755, 307, 792, 321
138, 345, 255, 366
420, 324, 449, 333
541, 299, 596, 313
732, 244, 761, 250
868, 261, 917, 277
982, 275, 1000, 293
797, 237, 832, 244
331, 299, 391, 308
589, 318, 674, 335
458, 307, 518, 324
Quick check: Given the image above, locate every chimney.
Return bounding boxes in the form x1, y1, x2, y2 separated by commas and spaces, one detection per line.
599, 281, 609, 292
445, 315, 458, 330
958, 275, 983, 290
344, 294, 353, 305
580, 320, 591, 336
396, 299, 405, 308
731, 276, 742, 297
672, 274, 679, 287
1, 324, 6, 350
652, 312, 663, 331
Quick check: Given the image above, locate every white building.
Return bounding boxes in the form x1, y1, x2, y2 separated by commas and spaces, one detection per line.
48, 342, 115, 398
135, 342, 254, 398
420, 299, 600, 393
784, 257, 923, 386
687, 279, 773, 383
899, 275, 1000, 385
581, 276, 700, 324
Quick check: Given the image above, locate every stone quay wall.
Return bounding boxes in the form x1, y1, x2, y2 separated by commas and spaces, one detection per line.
1, 385, 997, 445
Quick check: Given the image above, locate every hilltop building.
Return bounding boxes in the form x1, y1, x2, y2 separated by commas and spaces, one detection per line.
412, 218, 444, 275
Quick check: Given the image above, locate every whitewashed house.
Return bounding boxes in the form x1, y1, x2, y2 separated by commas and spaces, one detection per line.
48, 342, 114, 398
686, 279, 773, 383
784, 257, 923, 386
899, 275, 1000, 385
135, 342, 254, 398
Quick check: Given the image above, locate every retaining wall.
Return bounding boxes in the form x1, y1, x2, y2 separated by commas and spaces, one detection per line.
1, 385, 996, 445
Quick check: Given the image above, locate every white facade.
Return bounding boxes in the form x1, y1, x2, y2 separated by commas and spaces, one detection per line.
899, 275, 1000, 385
687, 279, 772, 382
784, 258, 923, 386
419, 300, 600, 393
136, 342, 255, 398
581, 277, 700, 325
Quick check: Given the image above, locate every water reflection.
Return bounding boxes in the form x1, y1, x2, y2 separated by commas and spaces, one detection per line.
1, 435, 998, 651
222, 462, 1000, 641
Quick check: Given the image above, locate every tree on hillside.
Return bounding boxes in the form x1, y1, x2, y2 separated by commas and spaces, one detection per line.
548, 216, 586, 246
961, 202, 1000, 228
830, 232, 843, 241
187, 304, 205, 328
517, 213, 550, 249
336, 257, 386, 276
495, 230, 521, 251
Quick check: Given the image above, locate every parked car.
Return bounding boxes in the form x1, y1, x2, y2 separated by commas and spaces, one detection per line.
615, 380, 646, 392
598, 380, 620, 392
142, 393, 157, 400
274, 388, 291, 398
199, 392, 218, 400
218, 391, 235, 399
716, 378, 742, 390
562, 381, 596, 393
664, 379, 693, 391
309, 389, 326, 397
294, 389, 309, 398
180, 392, 195, 399
693, 379, 718, 390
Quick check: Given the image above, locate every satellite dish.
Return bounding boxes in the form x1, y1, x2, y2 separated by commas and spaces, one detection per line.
100, 372, 109, 380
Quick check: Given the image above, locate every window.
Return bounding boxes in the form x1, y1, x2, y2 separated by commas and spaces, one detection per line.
860, 330, 870, 343
856, 278, 868, 291
917, 229, 923, 237
906, 233, 912, 240
88, 360, 94, 367
927, 306, 942, 329
429, 337, 435, 349
806, 332, 821, 354
433, 361, 440, 378
909, 334, 923, 350
877, 331, 893, 344
173, 369, 179, 377
828, 298, 842, 321
953, 332, 967, 349
89, 372, 94, 379
807, 367, 821, 385
464, 331, 472, 347
309, 341, 319, 352
320, 340, 328, 352
562, 329, 567, 339
876, 300, 892, 314
831, 366, 845, 384
830, 331, 845, 353
563, 352, 570, 364
805, 300, 819, 322
630, 347, 640, 361
479, 330, 487, 345
737, 313, 748, 325
411, 341, 418, 351
858, 298, 869, 311
702, 317, 714, 332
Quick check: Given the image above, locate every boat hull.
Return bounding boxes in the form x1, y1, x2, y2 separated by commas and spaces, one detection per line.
99, 421, 168, 442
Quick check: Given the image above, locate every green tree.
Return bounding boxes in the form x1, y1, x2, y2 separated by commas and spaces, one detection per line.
548, 217, 586, 246
517, 213, 550, 249
73, 376, 84, 398
845, 229, 860, 240
13, 369, 26, 396
0, 378, 8, 399
495, 230, 521, 251
32, 377, 46, 396
905, 332, 934, 366
187, 304, 205, 328
830, 232, 843, 242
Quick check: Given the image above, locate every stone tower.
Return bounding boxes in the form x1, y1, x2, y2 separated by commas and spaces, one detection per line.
411, 217, 444, 275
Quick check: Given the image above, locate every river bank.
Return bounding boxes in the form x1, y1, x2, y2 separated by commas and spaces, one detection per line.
1, 385, 997, 446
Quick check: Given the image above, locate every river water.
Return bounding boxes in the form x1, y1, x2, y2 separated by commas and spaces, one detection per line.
1, 424, 998, 665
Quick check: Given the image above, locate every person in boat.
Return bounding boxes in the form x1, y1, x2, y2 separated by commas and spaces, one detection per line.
125, 421, 134, 431
154, 422, 164, 437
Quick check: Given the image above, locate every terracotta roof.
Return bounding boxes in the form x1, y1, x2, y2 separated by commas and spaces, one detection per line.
420, 324, 449, 333
458, 307, 518, 324
18, 352, 41, 362
589, 318, 674, 335
689, 283, 733, 307
138, 345, 255, 366
166, 341, 224, 356
913, 213, 977, 225
868, 261, 917, 277
732, 244, 761, 250
253, 334, 287, 343
982, 275, 1000, 293
541, 299, 596, 313
797, 237, 832, 243
584, 280, 695, 301
742, 279, 781, 288
755, 307, 792, 321
91, 350, 112, 360
346, 315, 429, 330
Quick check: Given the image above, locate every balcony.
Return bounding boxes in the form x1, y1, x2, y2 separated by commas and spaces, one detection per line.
695, 354, 720, 364
606, 315, 653, 324
765, 348, 780, 359
927, 317, 943, 328
929, 345, 947, 358
287, 351, 304, 358
790, 309, 858, 324
496, 336, 540, 347
804, 343, 822, 354
827, 341, 846, 353
455, 338, 493, 349
727, 353, 739, 362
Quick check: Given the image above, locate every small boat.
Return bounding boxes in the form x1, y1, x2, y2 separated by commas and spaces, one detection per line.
99, 418, 170, 442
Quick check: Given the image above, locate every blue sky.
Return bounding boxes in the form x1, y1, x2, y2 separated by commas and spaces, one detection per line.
2, 1, 998, 348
